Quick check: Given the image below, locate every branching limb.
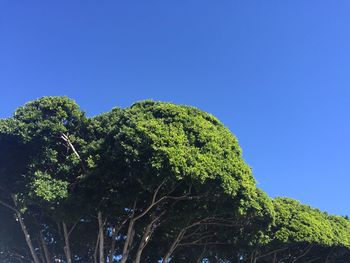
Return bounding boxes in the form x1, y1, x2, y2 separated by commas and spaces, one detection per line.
133, 212, 164, 263
291, 245, 313, 263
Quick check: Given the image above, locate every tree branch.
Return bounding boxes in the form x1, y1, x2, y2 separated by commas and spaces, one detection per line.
61, 133, 87, 173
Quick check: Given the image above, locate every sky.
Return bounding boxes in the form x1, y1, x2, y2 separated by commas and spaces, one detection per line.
0, 1, 349, 216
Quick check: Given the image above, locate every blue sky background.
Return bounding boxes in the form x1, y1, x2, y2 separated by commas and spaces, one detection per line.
1, 1, 349, 216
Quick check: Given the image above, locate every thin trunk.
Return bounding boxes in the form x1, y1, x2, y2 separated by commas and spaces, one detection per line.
15, 212, 41, 263
40, 232, 51, 263
273, 252, 277, 263
120, 219, 135, 263
108, 227, 116, 263
133, 219, 156, 263
0, 197, 41, 263
93, 232, 100, 263
250, 250, 257, 263
120, 201, 137, 263
250, 250, 254, 263
62, 222, 72, 263
163, 229, 186, 263
98, 211, 104, 263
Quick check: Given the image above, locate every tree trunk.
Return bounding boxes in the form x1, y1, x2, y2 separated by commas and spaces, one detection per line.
15, 212, 41, 263
98, 211, 104, 263
163, 253, 170, 263
163, 229, 186, 263
108, 227, 116, 263
40, 232, 51, 263
0, 197, 41, 263
273, 252, 277, 263
93, 230, 100, 263
133, 219, 155, 263
63, 222, 72, 263
120, 219, 135, 263
250, 250, 257, 263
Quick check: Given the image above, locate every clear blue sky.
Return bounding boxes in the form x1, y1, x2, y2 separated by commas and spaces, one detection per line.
1, 1, 349, 216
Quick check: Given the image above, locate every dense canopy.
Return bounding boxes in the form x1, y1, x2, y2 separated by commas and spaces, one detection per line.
0, 97, 349, 263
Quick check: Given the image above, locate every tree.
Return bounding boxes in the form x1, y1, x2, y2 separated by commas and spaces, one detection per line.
1, 97, 349, 263
249, 197, 350, 263
81, 100, 274, 262
0, 97, 88, 262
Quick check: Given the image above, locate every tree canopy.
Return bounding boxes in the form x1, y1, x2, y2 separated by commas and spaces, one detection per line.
0, 97, 349, 263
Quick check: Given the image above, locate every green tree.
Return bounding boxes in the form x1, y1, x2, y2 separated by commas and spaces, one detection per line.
0, 97, 88, 262
1, 97, 349, 263
249, 197, 350, 263
82, 100, 274, 262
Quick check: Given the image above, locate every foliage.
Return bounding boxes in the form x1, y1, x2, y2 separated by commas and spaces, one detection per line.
0, 97, 349, 263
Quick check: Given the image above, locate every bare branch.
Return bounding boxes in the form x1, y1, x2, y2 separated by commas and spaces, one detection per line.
6, 194, 41, 263
134, 212, 164, 263
68, 218, 81, 237
256, 248, 288, 260
291, 245, 313, 263
60, 133, 87, 173
120, 201, 137, 263
0, 199, 19, 214
133, 195, 199, 222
